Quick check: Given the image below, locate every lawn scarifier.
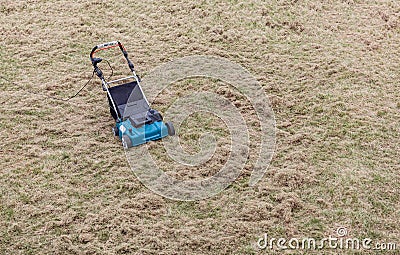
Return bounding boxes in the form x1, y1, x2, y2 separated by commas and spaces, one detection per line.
90, 41, 175, 148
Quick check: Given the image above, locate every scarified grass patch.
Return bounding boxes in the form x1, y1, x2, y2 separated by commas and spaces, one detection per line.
0, 0, 399, 254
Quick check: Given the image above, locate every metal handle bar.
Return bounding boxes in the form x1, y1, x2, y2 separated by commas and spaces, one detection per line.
90, 41, 135, 72
90, 41, 126, 64
89, 41, 141, 121
90, 40, 136, 82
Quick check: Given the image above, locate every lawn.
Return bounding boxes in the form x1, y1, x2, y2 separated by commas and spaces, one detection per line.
0, 0, 399, 254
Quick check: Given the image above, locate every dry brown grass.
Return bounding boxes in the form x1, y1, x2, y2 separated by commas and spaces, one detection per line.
1, 0, 400, 254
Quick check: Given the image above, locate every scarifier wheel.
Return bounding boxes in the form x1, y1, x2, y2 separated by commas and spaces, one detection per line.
112, 126, 119, 136
122, 135, 133, 149
165, 121, 175, 136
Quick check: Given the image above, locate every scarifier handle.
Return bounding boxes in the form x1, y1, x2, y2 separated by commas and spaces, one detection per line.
90, 41, 135, 72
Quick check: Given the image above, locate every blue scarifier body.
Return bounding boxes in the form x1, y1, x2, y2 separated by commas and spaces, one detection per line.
116, 119, 169, 146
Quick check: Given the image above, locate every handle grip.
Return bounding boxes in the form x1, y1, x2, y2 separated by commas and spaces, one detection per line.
97, 41, 119, 50
90, 41, 135, 74
90, 41, 126, 65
